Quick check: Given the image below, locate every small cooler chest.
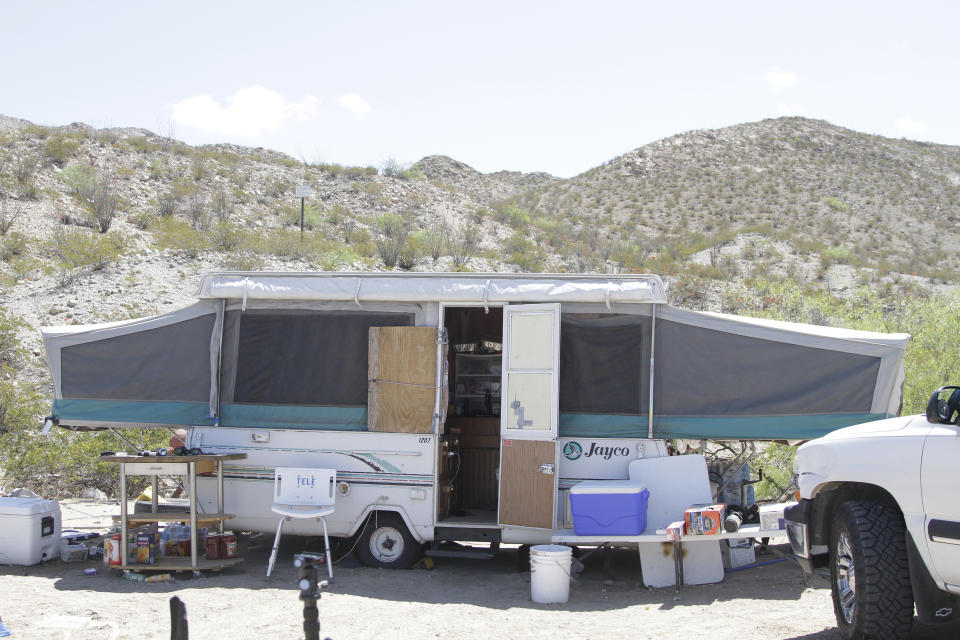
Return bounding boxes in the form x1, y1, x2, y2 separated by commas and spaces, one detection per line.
0, 496, 62, 565
570, 480, 649, 535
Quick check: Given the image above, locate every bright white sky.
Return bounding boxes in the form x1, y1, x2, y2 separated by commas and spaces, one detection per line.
1, 1, 956, 177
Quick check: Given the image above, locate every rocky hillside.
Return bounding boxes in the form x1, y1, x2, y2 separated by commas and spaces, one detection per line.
1, 114, 959, 391
513, 117, 960, 280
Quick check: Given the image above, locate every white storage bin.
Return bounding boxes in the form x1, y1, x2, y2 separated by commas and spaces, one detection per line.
0, 496, 62, 565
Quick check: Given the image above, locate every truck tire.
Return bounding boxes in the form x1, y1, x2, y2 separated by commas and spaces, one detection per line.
829, 500, 914, 640
356, 512, 422, 569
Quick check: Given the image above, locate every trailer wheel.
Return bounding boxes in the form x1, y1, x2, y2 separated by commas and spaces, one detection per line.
356, 512, 422, 569
829, 500, 913, 640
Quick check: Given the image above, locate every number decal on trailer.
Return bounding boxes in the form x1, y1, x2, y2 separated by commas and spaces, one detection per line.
418, 437, 431, 444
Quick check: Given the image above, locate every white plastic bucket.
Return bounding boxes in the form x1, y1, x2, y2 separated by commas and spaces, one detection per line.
530, 544, 572, 604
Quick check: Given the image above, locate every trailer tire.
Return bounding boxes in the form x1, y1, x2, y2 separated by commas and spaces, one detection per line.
829, 500, 914, 640
356, 512, 422, 569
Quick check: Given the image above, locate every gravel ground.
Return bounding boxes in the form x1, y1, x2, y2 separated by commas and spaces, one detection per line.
1, 500, 958, 640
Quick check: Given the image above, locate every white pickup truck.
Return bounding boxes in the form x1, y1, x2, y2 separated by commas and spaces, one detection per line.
785, 386, 960, 640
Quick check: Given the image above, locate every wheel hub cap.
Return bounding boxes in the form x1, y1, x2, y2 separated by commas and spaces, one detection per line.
835, 531, 857, 624
371, 526, 404, 561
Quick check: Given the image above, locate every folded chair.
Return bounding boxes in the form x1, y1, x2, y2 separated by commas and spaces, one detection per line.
266, 467, 336, 582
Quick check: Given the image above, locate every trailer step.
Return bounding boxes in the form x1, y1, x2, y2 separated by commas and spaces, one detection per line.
424, 547, 497, 560
433, 526, 502, 544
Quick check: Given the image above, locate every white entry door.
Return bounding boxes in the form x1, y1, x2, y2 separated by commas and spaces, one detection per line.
498, 304, 560, 529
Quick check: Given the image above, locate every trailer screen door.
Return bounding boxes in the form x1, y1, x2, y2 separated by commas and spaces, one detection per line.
498, 304, 559, 529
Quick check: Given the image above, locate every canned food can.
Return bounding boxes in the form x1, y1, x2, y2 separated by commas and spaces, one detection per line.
220, 532, 238, 559
205, 533, 221, 560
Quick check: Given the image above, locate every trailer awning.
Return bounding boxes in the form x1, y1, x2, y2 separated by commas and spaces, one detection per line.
196, 272, 667, 306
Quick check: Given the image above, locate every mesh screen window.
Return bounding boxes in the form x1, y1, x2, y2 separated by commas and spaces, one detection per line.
232, 311, 414, 406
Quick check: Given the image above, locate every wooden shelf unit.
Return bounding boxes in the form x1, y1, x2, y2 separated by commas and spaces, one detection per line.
101, 453, 247, 573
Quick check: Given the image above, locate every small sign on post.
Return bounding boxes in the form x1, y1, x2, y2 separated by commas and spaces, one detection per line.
295, 185, 312, 241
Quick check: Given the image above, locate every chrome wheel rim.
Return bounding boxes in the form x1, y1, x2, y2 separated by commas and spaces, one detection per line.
835, 530, 857, 624
369, 526, 404, 563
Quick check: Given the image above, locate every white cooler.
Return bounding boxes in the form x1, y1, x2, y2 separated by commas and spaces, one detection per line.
0, 496, 62, 565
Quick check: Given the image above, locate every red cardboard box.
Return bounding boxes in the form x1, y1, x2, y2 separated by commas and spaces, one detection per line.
684, 503, 727, 535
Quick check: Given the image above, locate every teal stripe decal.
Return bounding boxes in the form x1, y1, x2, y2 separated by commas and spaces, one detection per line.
219, 404, 368, 430
559, 412, 889, 440
53, 398, 211, 425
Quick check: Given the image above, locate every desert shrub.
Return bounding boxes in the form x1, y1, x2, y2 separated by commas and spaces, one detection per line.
43, 134, 82, 167
0, 194, 23, 235
152, 216, 206, 258
821, 244, 853, 267
372, 213, 409, 268
191, 154, 207, 180
494, 203, 531, 228
187, 191, 209, 230
212, 185, 231, 221
397, 233, 425, 270
209, 222, 249, 252
218, 251, 265, 271
83, 172, 119, 233
157, 190, 180, 217
283, 202, 323, 230
0, 308, 26, 366
49, 226, 126, 277
824, 196, 852, 212
148, 158, 167, 180
754, 443, 797, 501
444, 221, 479, 268
13, 153, 38, 184
410, 229, 443, 262
317, 246, 361, 271
61, 164, 96, 196
0, 389, 169, 496
131, 209, 156, 230
503, 232, 545, 272
381, 157, 424, 181
124, 136, 158, 154
0, 232, 28, 262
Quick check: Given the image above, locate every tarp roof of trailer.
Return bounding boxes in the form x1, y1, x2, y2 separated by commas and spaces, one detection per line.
195, 271, 669, 305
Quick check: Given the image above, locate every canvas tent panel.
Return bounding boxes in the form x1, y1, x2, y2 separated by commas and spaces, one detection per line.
219, 404, 367, 430
655, 319, 881, 416
52, 398, 211, 426
59, 314, 216, 402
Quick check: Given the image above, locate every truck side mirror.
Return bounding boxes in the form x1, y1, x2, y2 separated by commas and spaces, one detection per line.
926, 386, 960, 425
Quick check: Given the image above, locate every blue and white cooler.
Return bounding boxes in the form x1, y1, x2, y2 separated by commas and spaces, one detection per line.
569, 479, 649, 535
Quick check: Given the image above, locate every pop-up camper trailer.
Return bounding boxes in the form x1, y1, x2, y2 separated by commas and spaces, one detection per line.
40, 272, 909, 569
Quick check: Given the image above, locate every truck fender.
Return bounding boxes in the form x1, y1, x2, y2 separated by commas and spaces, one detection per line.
346, 506, 425, 543
907, 532, 960, 625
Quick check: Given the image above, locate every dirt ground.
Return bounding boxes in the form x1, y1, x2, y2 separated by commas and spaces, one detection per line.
1, 499, 958, 640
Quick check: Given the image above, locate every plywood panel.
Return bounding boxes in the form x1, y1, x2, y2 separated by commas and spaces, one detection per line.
499, 439, 555, 529
369, 327, 438, 433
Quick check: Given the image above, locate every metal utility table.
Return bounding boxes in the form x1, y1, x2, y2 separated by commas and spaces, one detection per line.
552, 524, 784, 590
101, 453, 247, 572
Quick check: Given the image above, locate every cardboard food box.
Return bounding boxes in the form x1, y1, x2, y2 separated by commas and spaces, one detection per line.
684, 503, 727, 535
721, 538, 756, 569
